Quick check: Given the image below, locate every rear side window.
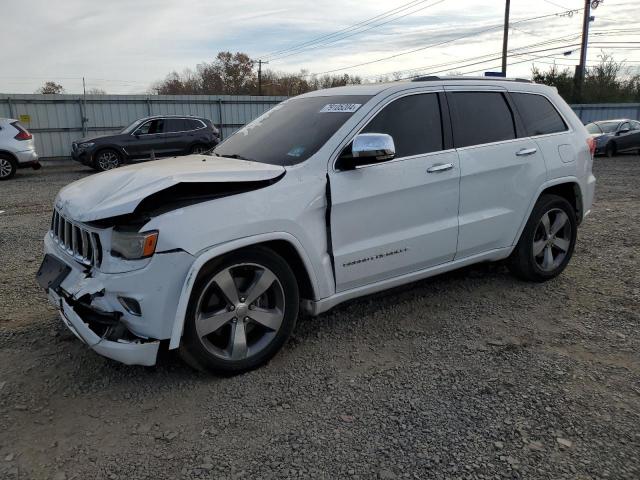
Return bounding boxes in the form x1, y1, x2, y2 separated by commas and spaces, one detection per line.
448, 92, 516, 148
165, 119, 186, 133
362, 93, 443, 157
512, 93, 567, 136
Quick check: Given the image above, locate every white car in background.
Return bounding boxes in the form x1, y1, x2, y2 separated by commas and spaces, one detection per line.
38, 77, 596, 375
0, 118, 41, 180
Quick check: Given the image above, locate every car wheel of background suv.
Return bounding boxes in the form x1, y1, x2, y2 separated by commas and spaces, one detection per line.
94, 149, 121, 172
605, 142, 617, 158
0, 154, 17, 180
507, 194, 577, 282
179, 246, 299, 375
190, 144, 209, 155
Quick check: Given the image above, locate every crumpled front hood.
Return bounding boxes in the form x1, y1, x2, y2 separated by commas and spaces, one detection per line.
56, 156, 285, 222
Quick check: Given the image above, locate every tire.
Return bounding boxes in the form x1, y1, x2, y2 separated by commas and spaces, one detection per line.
0, 154, 17, 180
190, 144, 209, 155
605, 142, 616, 158
507, 194, 577, 282
94, 149, 121, 171
179, 246, 299, 375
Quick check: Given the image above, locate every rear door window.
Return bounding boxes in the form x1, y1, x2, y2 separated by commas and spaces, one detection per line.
164, 119, 186, 133
362, 93, 443, 158
448, 92, 516, 148
511, 93, 568, 136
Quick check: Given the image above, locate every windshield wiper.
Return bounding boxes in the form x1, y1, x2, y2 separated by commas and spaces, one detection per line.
218, 153, 256, 162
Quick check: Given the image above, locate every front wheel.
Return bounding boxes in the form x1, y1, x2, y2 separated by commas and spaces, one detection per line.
180, 247, 299, 375
190, 144, 210, 155
507, 194, 577, 282
94, 149, 121, 171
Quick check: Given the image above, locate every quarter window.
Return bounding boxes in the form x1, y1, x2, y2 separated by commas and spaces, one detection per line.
511, 93, 567, 136
185, 119, 204, 130
362, 93, 443, 158
448, 92, 516, 148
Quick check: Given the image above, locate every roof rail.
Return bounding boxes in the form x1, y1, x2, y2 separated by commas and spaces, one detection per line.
411, 75, 532, 83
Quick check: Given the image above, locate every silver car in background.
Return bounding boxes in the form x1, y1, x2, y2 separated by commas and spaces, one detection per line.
0, 118, 41, 180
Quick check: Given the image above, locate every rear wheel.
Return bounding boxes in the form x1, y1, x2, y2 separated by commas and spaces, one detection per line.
94, 149, 121, 171
180, 247, 299, 375
605, 142, 616, 158
0, 155, 17, 180
507, 194, 577, 282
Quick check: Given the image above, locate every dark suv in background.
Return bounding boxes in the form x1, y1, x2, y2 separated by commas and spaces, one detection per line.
71, 115, 220, 171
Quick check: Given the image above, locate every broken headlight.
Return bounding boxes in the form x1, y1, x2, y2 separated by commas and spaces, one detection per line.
111, 230, 158, 260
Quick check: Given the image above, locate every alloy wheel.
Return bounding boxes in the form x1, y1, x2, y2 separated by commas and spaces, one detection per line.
532, 208, 572, 272
97, 151, 119, 170
192, 145, 207, 154
0, 158, 12, 178
195, 263, 285, 361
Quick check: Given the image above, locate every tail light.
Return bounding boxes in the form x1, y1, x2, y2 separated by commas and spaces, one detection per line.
586, 137, 596, 157
11, 121, 33, 141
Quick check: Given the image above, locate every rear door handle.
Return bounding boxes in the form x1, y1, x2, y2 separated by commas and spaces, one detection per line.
427, 163, 454, 173
516, 147, 537, 156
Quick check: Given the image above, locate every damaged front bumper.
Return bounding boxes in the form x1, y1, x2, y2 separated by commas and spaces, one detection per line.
48, 288, 160, 366
42, 233, 194, 366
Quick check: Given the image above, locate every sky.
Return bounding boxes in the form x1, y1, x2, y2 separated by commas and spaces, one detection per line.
0, 0, 638, 94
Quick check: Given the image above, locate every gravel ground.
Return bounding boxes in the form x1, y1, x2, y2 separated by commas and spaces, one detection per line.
0, 157, 638, 480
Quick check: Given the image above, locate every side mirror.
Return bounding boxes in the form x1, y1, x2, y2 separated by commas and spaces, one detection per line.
336, 133, 395, 170
617, 128, 630, 135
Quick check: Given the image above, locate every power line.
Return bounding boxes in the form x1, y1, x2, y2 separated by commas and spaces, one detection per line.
266, 0, 448, 62
308, 8, 583, 77
366, 32, 583, 80
261, 0, 429, 59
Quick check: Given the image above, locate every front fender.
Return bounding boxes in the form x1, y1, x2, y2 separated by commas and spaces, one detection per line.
168, 231, 320, 349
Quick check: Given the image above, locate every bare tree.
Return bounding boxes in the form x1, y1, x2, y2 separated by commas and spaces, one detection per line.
86, 88, 107, 95
36, 81, 65, 94
152, 51, 362, 96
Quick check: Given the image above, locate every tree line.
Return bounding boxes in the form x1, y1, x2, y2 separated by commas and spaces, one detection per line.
532, 54, 640, 103
34, 51, 639, 103
150, 52, 363, 96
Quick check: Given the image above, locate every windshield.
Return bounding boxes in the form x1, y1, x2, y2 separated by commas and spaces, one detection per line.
586, 123, 602, 134
596, 121, 620, 134
214, 95, 372, 166
121, 119, 144, 134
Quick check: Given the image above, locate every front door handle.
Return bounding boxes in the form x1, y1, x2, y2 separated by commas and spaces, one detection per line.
427, 163, 454, 173
516, 147, 538, 156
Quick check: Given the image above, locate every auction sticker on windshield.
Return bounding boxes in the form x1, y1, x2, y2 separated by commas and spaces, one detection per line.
320, 104, 362, 113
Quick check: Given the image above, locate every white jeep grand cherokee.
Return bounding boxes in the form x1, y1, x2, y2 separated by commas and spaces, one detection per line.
38, 77, 596, 374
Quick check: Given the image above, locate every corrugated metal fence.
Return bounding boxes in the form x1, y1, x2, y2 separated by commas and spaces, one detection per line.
571, 103, 640, 124
1, 94, 639, 160
0, 94, 286, 160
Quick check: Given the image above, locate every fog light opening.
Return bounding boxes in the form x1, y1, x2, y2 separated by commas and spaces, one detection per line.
118, 296, 142, 316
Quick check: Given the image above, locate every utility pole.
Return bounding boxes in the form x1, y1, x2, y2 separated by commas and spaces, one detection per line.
501, 0, 511, 76
257, 60, 268, 96
575, 0, 593, 102
82, 76, 87, 137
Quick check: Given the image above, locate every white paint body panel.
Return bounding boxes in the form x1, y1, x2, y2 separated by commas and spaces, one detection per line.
40, 79, 596, 366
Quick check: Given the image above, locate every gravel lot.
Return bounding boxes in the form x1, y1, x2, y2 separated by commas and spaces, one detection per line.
0, 157, 639, 480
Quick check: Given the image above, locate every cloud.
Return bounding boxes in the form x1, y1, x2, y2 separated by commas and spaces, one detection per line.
0, 0, 637, 93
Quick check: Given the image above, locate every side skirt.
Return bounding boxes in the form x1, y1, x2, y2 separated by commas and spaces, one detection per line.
302, 247, 512, 316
